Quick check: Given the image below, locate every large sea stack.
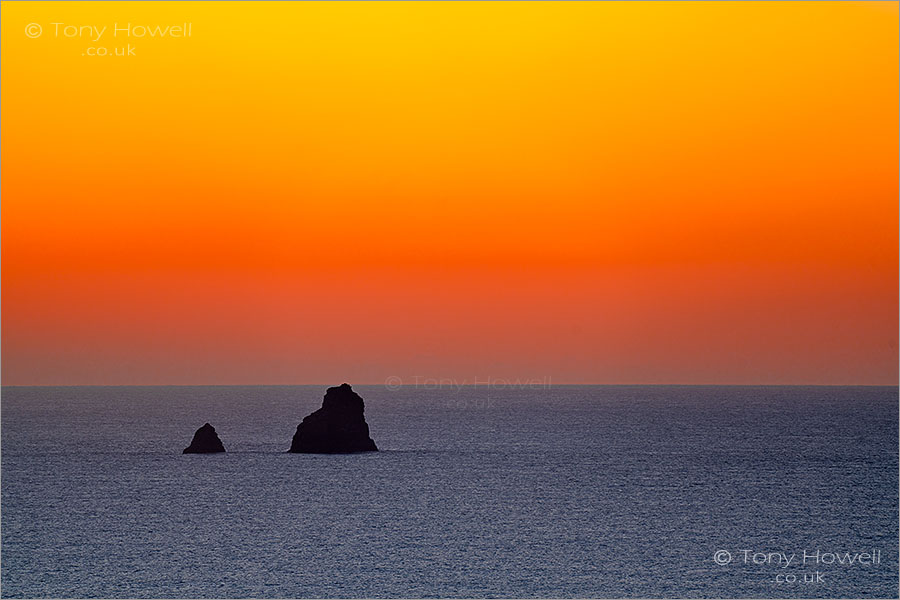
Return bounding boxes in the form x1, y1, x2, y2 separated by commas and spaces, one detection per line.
289, 383, 378, 453
183, 423, 226, 454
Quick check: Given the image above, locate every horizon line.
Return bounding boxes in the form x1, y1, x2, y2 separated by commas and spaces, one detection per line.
1, 382, 897, 388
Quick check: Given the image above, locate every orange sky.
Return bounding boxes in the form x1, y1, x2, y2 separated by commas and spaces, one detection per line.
2, 1, 897, 385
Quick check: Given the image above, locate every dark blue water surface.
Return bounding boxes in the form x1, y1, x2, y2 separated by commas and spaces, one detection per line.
1, 385, 897, 598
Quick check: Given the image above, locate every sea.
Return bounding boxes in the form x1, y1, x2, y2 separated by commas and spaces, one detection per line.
1, 385, 897, 598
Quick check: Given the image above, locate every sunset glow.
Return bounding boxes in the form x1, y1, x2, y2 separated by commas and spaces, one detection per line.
2, 1, 897, 384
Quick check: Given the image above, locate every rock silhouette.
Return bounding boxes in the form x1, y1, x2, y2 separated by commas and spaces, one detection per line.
183, 423, 226, 454
289, 383, 378, 453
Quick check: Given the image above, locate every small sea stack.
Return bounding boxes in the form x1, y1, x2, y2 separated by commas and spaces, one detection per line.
183, 423, 226, 454
289, 383, 378, 453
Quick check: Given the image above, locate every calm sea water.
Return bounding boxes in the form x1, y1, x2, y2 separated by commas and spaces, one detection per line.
1, 385, 897, 598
